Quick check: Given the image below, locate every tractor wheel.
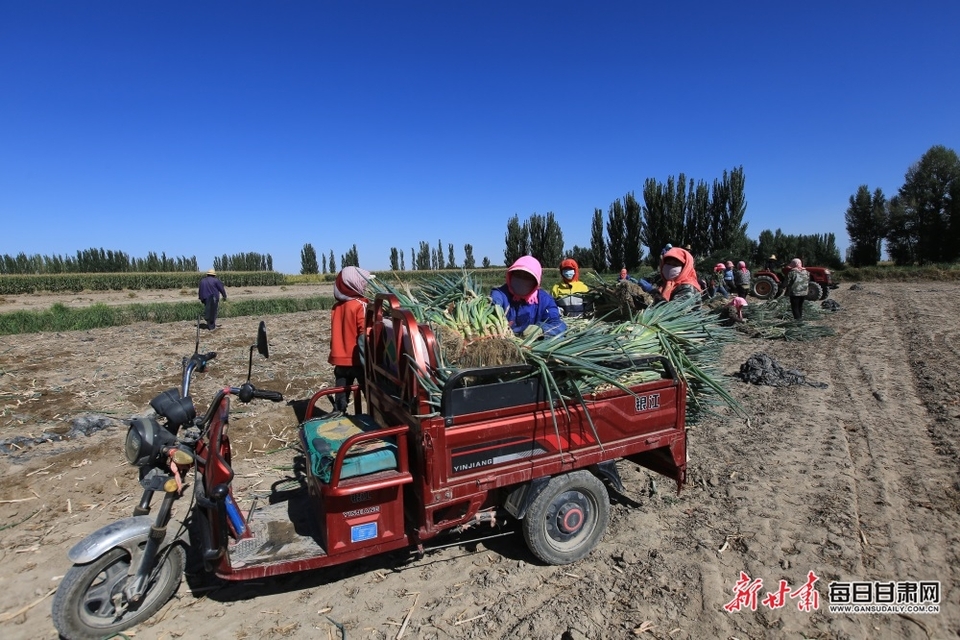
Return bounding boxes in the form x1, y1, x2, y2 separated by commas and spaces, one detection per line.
806, 282, 823, 301
522, 470, 609, 565
752, 276, 778, 300
819, 285, 830, 300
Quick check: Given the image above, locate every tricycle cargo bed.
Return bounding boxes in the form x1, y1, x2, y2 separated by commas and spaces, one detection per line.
361, 294, 688, 540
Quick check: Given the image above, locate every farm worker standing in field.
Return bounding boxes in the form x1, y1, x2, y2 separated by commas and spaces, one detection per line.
707, 263, 729, 299
492, 256, 566, 338
658, 247, 702, 304
198, 269, 227, 330
551, 259, 592, 318
329, 266, 376, 412
723, 261, 735, 293
734, 261, 752, 298
783, 258, 811, 321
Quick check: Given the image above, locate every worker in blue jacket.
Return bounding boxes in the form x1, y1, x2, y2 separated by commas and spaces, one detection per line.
491, 256, 566, 338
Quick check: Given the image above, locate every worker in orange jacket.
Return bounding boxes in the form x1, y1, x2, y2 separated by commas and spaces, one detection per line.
329, 266, 375, 412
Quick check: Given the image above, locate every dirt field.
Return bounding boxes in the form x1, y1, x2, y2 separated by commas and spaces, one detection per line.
0, 283, 957, 639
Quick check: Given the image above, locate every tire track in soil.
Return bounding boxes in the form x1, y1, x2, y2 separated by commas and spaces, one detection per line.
894, 285, 960, 473
817, 286, 960, 639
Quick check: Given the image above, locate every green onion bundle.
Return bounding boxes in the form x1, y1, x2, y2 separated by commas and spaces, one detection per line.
737, 297, 836, 341
370, 271, 744, 422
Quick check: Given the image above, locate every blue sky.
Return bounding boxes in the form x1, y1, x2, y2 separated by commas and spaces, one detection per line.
2, 1, 958, 274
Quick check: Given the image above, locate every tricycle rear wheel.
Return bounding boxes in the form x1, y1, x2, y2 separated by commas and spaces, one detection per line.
522, 470, 609, 565
52, 545, 184, 640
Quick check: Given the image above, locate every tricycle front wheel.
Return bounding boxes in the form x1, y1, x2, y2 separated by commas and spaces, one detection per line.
522, 470, 610, 565
52, 545, 184, 640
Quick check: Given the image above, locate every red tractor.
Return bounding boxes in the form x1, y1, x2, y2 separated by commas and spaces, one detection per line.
751, 264, 838, 301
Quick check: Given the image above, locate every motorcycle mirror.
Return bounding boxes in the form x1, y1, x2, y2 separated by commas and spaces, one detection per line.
246, 321, 270, 382
257, 321, 269, 358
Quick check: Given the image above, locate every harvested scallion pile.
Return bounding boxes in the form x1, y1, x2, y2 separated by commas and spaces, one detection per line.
370, 271, 744, 422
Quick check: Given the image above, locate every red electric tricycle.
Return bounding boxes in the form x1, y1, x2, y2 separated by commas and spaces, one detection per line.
53, 297, 688, 640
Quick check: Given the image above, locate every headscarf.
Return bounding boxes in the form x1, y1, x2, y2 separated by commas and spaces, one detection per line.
334, 266, 374, 302
737, 261, 747, 272
619, 268, 628, 280
507, 256, 542, 304
725, 260, 734, 268
559, 258, 580, 282
788, 258, 804, 270
714, 262, 725, 272
660, 247, 702, 301
729, 296, 748, 310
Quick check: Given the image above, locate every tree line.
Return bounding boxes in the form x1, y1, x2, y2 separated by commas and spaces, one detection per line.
212, 252, 274, 272
298, 244, 362, 275
845, 145, 960, 266
503, 166, 841, 273
0, 249, 281, 275
299, 242, 492, 274
0, 248, 199, 275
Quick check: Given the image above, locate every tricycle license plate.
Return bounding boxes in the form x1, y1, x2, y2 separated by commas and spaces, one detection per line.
351, 522, 378, 543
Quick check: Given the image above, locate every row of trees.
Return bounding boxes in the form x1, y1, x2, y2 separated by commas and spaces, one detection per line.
212, 252, 273, 272
505, 168, 753, 273
299, 244, 362, 275
846, 145, 960, 266
502, 166, 843, 273
394, 241, 485, 271
0, 248, 198, 275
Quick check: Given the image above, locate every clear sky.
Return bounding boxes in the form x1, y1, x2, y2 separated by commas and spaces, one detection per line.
2, 1, 958, 274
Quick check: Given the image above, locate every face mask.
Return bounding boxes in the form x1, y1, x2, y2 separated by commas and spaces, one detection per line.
662, 264, 682, 281
561, 269, 575, 280
510, 276, 536, 296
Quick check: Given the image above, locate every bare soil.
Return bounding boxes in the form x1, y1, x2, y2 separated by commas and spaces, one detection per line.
0, 283, 958, 639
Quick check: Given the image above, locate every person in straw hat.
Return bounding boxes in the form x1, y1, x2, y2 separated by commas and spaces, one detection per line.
198, 268, 227, 330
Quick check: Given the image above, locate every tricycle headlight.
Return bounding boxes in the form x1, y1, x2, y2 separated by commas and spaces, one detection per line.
124, 417, 174, 467
124, 426, 143, 464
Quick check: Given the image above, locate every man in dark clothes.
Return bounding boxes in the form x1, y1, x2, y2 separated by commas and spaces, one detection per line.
198, 269, 227, 330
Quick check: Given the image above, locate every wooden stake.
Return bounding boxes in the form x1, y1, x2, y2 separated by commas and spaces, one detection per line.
395, 592, 419, 639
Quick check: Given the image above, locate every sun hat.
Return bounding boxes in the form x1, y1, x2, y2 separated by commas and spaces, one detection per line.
206, 269, 216, 275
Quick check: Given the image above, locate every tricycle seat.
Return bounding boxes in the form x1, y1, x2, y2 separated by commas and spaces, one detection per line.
301, 414, 397, 483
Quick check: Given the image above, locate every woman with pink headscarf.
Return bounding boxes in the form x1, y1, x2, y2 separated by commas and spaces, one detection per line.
728, 296, 748, 322
491, 256, 567, 337
783, 258, 811, 320
733, 260, 752, 298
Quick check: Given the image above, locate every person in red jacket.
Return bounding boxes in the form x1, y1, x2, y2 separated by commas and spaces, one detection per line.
328, 266, 375, 412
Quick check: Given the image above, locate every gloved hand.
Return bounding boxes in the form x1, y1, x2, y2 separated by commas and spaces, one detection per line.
521, 325, 543, 340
